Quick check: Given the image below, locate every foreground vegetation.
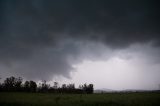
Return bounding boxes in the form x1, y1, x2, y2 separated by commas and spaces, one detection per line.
0, 92, 160, 106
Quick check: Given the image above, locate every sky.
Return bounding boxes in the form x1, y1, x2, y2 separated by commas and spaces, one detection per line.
0, 0, 160, 90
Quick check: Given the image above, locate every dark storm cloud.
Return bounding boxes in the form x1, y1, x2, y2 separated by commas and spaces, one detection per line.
0, 0, 160, 80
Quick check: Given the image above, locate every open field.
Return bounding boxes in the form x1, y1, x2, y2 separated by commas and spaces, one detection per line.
0, 92, 160, 106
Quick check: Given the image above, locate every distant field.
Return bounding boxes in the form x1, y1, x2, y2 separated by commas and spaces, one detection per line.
0, 92, 160, 106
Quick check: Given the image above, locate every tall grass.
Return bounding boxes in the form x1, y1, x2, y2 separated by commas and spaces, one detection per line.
0, 92, 160, 106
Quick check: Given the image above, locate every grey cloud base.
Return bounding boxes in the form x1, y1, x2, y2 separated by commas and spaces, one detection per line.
0, 0, 160, 80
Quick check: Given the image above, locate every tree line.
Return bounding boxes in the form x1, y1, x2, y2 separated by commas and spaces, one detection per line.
0, 76, 94, 94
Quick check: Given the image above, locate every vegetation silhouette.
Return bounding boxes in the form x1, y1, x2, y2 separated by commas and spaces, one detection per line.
0, 76, 94, 94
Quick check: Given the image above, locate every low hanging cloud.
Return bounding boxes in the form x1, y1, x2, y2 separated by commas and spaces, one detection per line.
0, 0, 160, 81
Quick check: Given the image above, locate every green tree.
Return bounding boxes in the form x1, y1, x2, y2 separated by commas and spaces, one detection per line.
29, 81, 37, 92
24, 81, 30, 92
15, 77, 23, 91
4, 76, 16, 91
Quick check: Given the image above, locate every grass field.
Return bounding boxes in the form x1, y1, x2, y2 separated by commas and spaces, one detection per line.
0, 92, 160, 106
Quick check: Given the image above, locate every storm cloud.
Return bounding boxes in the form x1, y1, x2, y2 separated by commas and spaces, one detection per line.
0, 0, 160, 82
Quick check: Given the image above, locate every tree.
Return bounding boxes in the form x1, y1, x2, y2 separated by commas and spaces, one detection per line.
87, 84, 94, 94
0, 78, 2, 91
40, 80, 50, 92
67, 84, 75, 89
29, 81, 37, 92
24, 81, 30, 92
24, 80, 37, 92
0, 76, 94, 94
4, 76, 16, 91
53, 82, 58, 89
62, 84, 67, 89
15, 77, 23, 91
81, 83, 94, 94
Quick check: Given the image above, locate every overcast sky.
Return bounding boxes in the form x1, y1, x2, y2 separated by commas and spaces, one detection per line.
0, 0, 160, 90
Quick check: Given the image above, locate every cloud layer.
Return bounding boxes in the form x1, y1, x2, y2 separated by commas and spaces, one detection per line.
0, 0, 160, 81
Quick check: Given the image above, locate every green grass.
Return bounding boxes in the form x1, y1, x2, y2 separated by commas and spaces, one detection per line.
0, 92, 160, 106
